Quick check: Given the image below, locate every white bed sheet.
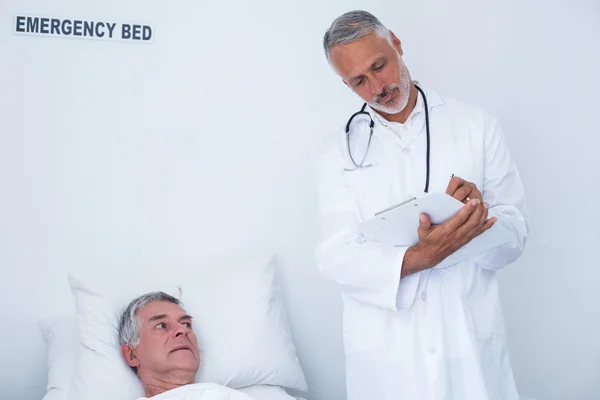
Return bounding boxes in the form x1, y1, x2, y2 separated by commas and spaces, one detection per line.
237, 385, 305, 400
42, 384, 302, 400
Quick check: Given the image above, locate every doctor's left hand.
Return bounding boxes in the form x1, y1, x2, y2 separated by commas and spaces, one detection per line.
446, 176, 482, 203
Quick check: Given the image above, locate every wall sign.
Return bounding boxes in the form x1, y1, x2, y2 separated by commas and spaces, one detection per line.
13, 15, 153, 42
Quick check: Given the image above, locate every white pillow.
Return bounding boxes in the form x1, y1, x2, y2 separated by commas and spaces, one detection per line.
67, 254, 307, 400
39, 320, 304, 400
37, 322, 305, 400
39, 316, 79, 400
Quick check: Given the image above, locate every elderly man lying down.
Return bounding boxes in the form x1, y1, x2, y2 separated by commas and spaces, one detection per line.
119, 292, 254, 400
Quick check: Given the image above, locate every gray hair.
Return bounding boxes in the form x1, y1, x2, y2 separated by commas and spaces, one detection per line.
118, 291, 182, 347
323, 10, 392, 63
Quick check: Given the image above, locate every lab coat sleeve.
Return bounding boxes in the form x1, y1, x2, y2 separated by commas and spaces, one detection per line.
472, 113, 529, 271
314, 142, 420, 311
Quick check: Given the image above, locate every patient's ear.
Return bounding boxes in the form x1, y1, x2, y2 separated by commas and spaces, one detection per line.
121, 343, 140, 368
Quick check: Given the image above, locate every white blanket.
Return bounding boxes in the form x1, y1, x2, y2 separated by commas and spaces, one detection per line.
137, 383, 257, 400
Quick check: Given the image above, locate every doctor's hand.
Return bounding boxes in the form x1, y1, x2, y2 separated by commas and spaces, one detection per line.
446, 176, 482, 203
401, 199, 496, 277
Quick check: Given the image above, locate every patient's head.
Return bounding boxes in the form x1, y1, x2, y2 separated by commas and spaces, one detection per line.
118, 292, 200, 396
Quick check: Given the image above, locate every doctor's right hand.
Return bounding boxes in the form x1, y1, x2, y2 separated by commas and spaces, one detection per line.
402, 199, 496, 275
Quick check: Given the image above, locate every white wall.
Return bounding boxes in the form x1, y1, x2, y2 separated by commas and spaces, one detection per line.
1, 0, 599, 399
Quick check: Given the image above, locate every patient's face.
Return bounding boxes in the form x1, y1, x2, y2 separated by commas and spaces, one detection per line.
125, 301, 200, 380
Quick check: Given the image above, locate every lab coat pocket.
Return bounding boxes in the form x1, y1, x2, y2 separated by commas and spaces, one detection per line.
343, 303, 389, 352
465, 268, 506, 336
342, 162, 397, 219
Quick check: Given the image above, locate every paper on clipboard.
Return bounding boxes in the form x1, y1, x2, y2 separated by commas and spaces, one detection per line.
358, 192, 513, 268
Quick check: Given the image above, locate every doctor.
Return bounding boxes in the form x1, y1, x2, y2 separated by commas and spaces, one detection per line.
315, 10, 529, 400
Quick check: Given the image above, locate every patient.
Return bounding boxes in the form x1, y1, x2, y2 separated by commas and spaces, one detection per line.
118, 292, 201, 398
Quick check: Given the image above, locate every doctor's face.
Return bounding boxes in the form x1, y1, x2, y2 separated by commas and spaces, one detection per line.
329, 31, 412, 115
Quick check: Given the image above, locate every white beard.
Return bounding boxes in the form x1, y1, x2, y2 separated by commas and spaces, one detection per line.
367, 56, 412, 115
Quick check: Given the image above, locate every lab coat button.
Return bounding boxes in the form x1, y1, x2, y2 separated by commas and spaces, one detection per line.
421, 292, 427, 301
429, 347, 436, 355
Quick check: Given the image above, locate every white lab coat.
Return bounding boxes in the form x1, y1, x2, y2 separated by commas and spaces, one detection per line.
315, 83, 528, 400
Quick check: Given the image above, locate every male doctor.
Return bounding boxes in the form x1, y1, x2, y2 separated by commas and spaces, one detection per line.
315, 10, 529, 400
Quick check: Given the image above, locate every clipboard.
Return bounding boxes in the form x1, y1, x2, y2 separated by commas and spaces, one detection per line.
359, 192, 513, 268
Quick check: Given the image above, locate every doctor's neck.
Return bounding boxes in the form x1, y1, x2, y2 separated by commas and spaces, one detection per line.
376, 83, 419, 124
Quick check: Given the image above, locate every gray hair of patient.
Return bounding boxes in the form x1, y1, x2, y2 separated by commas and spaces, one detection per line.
118, 291, 181, 347
323, 10, 392, 63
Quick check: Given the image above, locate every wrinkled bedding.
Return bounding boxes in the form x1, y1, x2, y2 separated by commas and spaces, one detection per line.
137, 383, 257, 400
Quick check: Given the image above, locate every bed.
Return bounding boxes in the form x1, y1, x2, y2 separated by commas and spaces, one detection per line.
39, 254, 307, 400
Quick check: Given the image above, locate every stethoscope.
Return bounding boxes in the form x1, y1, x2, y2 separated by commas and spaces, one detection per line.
345, 83, 431, 194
